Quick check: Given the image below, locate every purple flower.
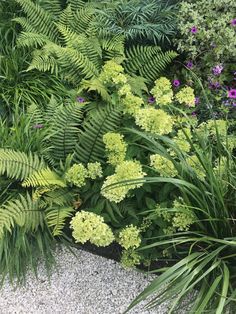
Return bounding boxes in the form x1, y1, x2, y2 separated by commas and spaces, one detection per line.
228, 89, 236, 99
231, 18, 236, 26
172, 79, 180, 87
195, 97, 200, 105
190, 26, 198, 34
191, 111, 197, 117
148, 96, 156, 104
212, 64, 224, 76
186, 61, 193, 69
232, 102, 236, 107
76, 96, 85, 103
33, 124, 43, 129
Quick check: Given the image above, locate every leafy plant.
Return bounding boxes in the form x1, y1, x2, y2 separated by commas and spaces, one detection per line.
122, 123, 236, 313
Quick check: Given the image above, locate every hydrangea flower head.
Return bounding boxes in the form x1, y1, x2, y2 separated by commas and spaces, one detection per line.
118, 225, 141, 249
87, 162, 103, 179
101, 160, 146, 203
135, 108, 174, 135
103, 132, 127, 166
151, 77, 173, 106
70, 211, 114, 246
150, 154, 177, 177
65, 164, 88, 187
175, 86, 195, 107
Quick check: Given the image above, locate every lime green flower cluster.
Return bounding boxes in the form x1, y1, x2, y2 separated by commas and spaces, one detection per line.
186, 155, 205, 180
65, 162, 103, 187
70, 211, 114, 246
100, 60, 124, 83
151, 77, 173, 106
87, 162, 103, 180
172, 199, 195, 231
134, 108, 174, 135
112, 73, 128, 85
120, 249, 141, 268
118, 225, 141, 249
173, 128, 192, 153
101, 160, 146, 203
175, 87, 195, 107
122, 93, 144, 115
150, 154, 178, 177
197, 120, 227, 138
103, 132, 127, 166
156, 200, 195, 233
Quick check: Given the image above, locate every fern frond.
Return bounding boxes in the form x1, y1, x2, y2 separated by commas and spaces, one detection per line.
17, 32, 50, 49
67, 0, 85, 12
0, 193, 44, 238
37, 0, 62, 18
13, 17, 38, 33
79, 78, 111, 102
48, 103, 83, 162
75, 104, 122, 164
124, 45, 177, 83
45, 206, 74, 236
15, 0, 59, 41
72, 6, 95, 35
0, 149, 45, 181
22, 168, 66, 188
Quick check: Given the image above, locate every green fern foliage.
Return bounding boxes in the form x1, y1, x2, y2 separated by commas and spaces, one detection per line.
0, 193, 43, 238
124, 45, 178, 83
75, 104, 122, 164
0, 149, 45, 181
15, 0, 59, 41
22, 168, 66, 188
48, 103, 83, 162
45, 206, 74, 236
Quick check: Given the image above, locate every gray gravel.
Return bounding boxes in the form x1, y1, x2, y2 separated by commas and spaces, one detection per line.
0, 247, 169, 314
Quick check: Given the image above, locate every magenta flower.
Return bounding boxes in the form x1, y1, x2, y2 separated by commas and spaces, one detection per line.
186, 61, 193, 69
33, 124, 44, 129
191, 112, 197, 117
228, 89, 236, 99
231, 18, 236, 26
172, 79, 180, 87
148, 96, 156, 104
190, 26, 198, 34
76, 96, 85, 103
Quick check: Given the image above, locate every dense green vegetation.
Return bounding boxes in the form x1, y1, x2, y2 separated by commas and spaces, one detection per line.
0, 0, 236, 312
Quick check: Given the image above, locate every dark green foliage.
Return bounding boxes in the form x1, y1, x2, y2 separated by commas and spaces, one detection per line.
124, 45, 177, 83
75, 104, 123, 164
93, 0, 178, 46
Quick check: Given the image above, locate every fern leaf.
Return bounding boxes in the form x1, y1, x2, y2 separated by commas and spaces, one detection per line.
48, 103, 83, 162
45, 206, 74, 236
15, 0, 59, 41
22, 168, 66, 188
74, 104, 122, 164
124, 45, 177, 83
17, 32, 50, 49
0, 193, 44, 238
0, 149, 45, 181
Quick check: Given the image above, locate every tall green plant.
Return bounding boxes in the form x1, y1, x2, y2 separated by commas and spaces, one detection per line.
122, 124, 236, 313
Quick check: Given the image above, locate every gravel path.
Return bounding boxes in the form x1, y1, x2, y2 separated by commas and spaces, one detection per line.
0, 247, 168, 314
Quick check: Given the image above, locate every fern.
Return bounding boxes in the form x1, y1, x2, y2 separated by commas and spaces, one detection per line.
22, 168, 66, 188
0, 193, 44, 238
17, 32, 50, 49
74, 104, 122, 164
15, 0, 59, 41
0, 149, 45, 181
45, 206, 74, 236
48, 103, 83, 162
124, 45, 178, 83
